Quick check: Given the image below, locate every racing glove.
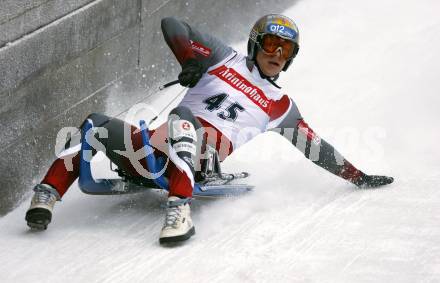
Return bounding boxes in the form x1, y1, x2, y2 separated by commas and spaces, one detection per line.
353, 174, 394, 188
178, 58, 204, 88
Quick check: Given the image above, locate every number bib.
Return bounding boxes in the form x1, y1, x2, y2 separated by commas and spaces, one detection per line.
178, 53, 291, 150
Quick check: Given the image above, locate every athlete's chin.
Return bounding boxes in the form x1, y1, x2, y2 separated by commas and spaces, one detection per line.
262, 66, 282, 77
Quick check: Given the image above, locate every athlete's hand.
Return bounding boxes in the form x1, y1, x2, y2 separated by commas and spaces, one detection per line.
178, 58, 204, 88
354, 174, 394, 188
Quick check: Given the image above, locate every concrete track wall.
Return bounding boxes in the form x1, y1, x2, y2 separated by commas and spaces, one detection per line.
0, 0, 298, 215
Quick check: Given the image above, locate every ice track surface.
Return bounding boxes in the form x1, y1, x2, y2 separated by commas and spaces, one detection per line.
1, 0, 440, 282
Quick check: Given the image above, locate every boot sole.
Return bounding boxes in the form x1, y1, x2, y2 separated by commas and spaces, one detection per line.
25, 208, 52, 230
159, 226, 195, 244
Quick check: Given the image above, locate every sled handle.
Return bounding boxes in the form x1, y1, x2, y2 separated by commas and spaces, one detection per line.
159, 79, 180, 90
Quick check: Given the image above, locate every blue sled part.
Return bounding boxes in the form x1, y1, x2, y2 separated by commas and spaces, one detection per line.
78, 119, 252, 197
78, 119, 120, 194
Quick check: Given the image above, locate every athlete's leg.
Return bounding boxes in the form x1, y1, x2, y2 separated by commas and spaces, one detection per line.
27, 113, 115, 229
41, 113, 170, 197
159, 106, 236, 243
159, 106, 206, 243
166, 106, 206, 198
26, 113, 168, 230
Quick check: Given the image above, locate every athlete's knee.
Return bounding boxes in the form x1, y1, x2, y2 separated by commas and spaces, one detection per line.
170, 106, 192, 117
169, 107, 199, 126
83, 113, 111, 127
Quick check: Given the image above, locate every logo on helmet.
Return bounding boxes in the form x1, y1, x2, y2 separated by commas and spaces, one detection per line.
267, 24, 296, 40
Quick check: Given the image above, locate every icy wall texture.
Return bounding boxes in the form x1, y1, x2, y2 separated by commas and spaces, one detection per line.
0, 0, 298, 215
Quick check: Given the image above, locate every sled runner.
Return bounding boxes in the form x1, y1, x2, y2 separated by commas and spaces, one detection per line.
78, 119, 253, 197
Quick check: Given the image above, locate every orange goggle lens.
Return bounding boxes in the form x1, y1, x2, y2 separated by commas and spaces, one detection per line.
260, 34, 296, 59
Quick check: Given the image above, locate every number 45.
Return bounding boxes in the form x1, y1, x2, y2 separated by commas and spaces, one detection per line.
203, 93, 245, 122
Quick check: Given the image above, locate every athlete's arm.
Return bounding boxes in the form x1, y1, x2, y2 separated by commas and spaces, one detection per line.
161, 17, 234, 69
268, 98, 394, 187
